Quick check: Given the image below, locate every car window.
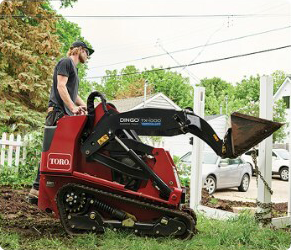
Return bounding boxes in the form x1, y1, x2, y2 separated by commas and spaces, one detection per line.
202, 152, 218, 164
219, 158, 229, 164
245, 150, 258, 156
274, 149, 290, 160
237, 158, 243, 164
180, 152, 191, 163
229, 158, 241, 165
181, 151, 219, 164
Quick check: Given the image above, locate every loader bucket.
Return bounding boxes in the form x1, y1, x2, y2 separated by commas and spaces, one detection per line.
228, 112, 283, 157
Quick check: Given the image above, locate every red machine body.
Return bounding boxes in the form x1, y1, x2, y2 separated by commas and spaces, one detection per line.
39, 104, 182, 221
37, 91, 282, 239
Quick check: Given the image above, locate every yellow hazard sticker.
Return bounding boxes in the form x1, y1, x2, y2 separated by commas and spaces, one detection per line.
97, 134, 109, 145
213, 134, 219, 142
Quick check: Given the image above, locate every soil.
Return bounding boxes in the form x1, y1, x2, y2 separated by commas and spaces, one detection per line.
200, 189, 287, 218
0, 186, 64, 239
0, 186, 288, 240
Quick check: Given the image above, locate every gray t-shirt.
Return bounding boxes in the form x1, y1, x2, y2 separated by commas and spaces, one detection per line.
48, 57, 79, 115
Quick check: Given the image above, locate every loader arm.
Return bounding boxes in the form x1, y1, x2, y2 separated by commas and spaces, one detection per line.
81, 108, 225, 157
82, 91, 283, 159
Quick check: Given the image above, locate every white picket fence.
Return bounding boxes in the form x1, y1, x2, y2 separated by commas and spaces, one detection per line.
0, 132, 31, 167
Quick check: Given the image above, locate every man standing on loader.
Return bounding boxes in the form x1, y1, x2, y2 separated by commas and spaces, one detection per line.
28, 41, 94, 203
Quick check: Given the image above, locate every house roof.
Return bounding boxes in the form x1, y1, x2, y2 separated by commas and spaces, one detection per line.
108, 93, 181, 112
205, 114, 226, 121
108, 95, 154, 112
274, 75, 291, 100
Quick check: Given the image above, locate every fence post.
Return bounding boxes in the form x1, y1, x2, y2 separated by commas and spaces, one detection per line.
190, 86, 205, 209
15, 134, 22, 167
257, 75, 273, 224
22, 134, 28, 164
0, 132, 7, 166
7, 134, 14, 167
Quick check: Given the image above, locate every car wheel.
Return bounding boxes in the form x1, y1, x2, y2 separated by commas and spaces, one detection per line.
204, 176, 216, 194
238, 174, 250, 192
279, 167, 289, 181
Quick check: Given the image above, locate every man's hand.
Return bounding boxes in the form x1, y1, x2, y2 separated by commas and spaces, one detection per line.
79, 106, 87, 115
71, 106, 87, 115
71, 106, 81, 115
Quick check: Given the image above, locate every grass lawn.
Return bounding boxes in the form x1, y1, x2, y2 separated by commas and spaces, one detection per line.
0, 213, 290, 250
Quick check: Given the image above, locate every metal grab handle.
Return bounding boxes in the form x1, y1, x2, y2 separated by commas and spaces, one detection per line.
87, 91, 108, 116
85, 92, 108, 133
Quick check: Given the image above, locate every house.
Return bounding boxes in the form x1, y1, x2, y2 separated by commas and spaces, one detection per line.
273, 75, 291, 144
109, 93, 228, 157
108, 92, 181, 112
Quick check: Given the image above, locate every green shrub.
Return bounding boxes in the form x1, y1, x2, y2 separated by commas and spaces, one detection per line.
174, 155, 191, 187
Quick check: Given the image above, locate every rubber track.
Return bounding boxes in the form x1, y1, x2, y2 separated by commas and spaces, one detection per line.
57, 183, 197, 239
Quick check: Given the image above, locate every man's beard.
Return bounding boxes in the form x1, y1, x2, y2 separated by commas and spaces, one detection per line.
79, 53, 86, 64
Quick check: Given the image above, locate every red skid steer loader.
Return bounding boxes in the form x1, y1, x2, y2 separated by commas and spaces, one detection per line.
37, 91, 282, 239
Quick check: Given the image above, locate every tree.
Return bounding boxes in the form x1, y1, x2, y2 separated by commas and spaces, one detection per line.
230, 73, 287, 142
99, 66, 193, 108
0, 0, 92, 132
197, 73, 287, 142
198, 77, 234, 115
144, 67, 193, 108
272, 70, 286, 93
100, 66, 146, 100
0, 0, 61, 131
59, 0, 78, 8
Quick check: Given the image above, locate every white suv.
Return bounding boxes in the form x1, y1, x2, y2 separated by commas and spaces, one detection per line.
242, 149, 289, 181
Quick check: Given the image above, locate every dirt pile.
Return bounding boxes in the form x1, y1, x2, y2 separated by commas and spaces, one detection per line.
0, 186, 64, 238
200, 188, 287, 217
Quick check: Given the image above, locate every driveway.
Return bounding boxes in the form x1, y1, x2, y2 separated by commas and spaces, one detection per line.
213, 176, 289, 203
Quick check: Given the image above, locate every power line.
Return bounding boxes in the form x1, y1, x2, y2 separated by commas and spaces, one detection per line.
181, 21, 226, 73
89, 25, 291, 69
156, 39, 200, 83
0, 14, 289, 19
85, 45, 291, 79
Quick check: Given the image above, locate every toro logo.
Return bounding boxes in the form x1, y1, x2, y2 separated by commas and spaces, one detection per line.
47, 153, 71, 171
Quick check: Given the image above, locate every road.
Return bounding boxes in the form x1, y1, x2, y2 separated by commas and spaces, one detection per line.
213, 176, 289, 203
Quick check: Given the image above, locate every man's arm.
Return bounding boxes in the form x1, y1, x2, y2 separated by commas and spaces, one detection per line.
75, 95, 87, 115
75, 95, 86, 107
57, 75, 81, 114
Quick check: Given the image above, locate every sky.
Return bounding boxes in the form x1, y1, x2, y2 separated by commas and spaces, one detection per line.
24, 0, 291, 84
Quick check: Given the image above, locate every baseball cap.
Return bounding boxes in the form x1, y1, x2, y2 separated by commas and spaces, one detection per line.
71, 41, 94, 56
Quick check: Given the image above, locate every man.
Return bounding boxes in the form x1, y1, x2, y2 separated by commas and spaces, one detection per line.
28, 41, 94, 203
